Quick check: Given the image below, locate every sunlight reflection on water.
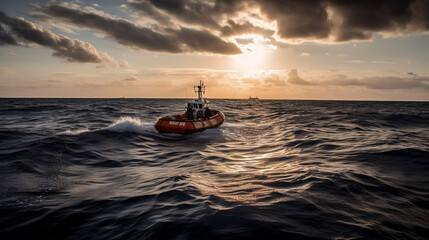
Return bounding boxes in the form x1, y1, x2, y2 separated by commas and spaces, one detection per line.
190, 145, 312, 206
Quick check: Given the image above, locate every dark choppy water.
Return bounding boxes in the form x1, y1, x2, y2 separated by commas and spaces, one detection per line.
1, 98, 428, 240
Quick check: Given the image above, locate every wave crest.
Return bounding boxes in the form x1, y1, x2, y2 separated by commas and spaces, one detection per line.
60, 128, 90, 135
105, 116, 147, 134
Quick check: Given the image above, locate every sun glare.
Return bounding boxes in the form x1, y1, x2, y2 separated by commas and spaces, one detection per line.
233, 41, 268, 72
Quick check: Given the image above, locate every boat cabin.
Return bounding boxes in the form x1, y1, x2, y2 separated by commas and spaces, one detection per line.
186, 81, 210, 120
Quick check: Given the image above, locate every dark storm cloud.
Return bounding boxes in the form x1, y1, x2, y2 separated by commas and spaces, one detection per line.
129, 0, 274, 38
129, 0, 330, 39
263, 0, 429, 41
0, 24, 18, 45
129, 0, 218, 28
130, 0, 429, 42
0, 11, 112, 63
328, 0, 415, 41
172, 27, 242, 54
258, 0, 331, 40
127, 0, 173, 26
21, 0, 429, 59
32, 2, 241, 55
129, 0, 246, 29
31, 2, 181, 53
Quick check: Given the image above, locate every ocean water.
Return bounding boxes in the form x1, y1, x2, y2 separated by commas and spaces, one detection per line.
0, 98, 428, 240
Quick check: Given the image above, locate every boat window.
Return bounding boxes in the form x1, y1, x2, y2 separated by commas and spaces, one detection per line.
194, 104, 197, 108
199, 104, 202, 109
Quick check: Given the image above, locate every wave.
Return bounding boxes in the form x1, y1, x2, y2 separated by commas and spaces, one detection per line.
60, 128, 90, 135
104, 116, 149, 134
56, 116, 225, 148
58, 116, 155, 136
0, 104, 66, 112
1, 99, 428, 240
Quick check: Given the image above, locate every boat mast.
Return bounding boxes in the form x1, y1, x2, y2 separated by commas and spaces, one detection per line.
194, 80, 205, 101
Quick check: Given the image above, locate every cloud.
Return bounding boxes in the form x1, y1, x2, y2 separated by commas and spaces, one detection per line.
124, 76, 138, 81
172, 27, 242, 54
328, 1, 429, 41
127, 0, 176, 26
235, 37, 254, 45
18, 0, 429, 63
129, 0, 429, 42
345, 60, 364, 63
259, 0, 429, 41
288, 69, 311, 85
6, 49, 16, 55
159, 68, 429, 92
31, 3, 181, 52
264, 75, 287, 87
286, 69, 429, 90
258, 0, 331, 40
0, 24, 18, 45
329, 75, 429, 90
118, 59, 130, 68
372, 61, 395, 64
129, 0, 246, 29
99, 59, 130, 68
129, 1, 275, 39
220, 20, 275, 38
357, 76, 429, 90
31, 2, 241, 55
0, 11, 112, 63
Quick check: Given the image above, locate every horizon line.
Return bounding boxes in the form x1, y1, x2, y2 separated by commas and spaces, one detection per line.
0, 97, 428, 102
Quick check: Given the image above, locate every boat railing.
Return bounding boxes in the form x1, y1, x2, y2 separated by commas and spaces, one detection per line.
160, 110, 218, 122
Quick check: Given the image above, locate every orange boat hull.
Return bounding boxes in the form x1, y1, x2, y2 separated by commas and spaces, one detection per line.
155, 110, 225, 134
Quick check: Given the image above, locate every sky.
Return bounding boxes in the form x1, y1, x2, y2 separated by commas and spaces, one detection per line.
1, 0, 429, 100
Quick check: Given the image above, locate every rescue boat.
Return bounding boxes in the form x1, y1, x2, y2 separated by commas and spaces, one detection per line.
155, 81, 225, 134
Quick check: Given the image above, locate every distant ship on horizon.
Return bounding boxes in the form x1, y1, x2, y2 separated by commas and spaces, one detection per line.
248, 96, 259, 100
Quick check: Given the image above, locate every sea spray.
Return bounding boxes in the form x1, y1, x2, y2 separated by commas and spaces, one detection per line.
105, 116, 146, 133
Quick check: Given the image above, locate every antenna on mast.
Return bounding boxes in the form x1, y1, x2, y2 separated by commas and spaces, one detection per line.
194, 80, 205, 101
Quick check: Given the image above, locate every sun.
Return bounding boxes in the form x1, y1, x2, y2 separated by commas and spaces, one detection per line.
232, 41, 267, 72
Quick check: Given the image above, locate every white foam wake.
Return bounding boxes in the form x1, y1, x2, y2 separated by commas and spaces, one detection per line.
105, 116, 150, 134
60, 116, 155, 135
60, 128, 90, 135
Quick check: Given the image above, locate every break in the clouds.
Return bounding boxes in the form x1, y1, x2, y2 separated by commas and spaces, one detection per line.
31, 2, 241, 55
129, 0, 429, 42
0, 11, 112, 63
